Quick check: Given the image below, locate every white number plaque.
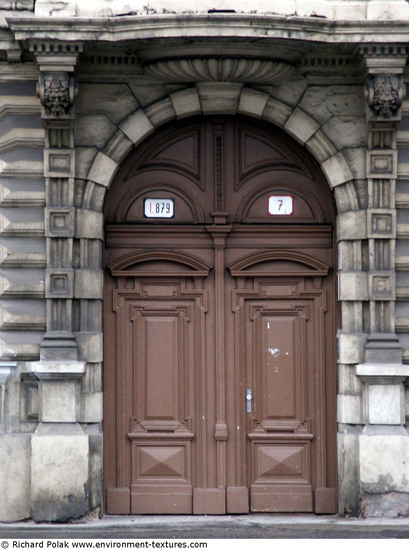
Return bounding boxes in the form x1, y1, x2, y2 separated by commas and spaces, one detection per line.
144, 198, 174, 218
268, 195, 294, 216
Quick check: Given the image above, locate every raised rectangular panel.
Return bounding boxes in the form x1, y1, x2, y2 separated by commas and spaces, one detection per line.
44, 149, 74, 178
368, 384, 402, 425
0, 268, 45, 298
0, 299, 46, 330
0, 207, 44, 236
250, 440, 313, 512
130, 440, 192, 514
0, 238, 46, 268
253, 441, 310, 482
0, 331, 42, 360
256, 313, 298, 419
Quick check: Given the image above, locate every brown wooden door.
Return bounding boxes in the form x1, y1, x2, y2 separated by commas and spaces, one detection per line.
104, 117, 337, 515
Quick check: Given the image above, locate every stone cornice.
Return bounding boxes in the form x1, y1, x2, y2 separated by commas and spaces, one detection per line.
7, 14, 409, 45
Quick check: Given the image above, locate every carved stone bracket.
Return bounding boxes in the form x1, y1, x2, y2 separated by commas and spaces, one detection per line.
365, 74, 405, 120
37, 72, 77, 119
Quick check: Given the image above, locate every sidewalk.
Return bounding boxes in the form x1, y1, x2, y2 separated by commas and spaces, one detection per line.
1, 514, 409, 539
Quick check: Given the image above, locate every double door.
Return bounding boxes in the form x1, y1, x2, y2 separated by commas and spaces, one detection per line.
103, 117, 337, 514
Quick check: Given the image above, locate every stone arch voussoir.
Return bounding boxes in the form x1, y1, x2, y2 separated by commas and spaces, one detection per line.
83, 84, 358, 214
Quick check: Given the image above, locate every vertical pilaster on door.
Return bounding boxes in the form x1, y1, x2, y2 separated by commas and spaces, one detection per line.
202, 219, 232, 515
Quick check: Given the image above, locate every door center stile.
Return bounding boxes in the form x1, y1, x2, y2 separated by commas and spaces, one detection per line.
206, 220, 232, 493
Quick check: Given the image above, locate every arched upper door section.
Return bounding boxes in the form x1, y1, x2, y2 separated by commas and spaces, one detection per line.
104, 116, 336, 225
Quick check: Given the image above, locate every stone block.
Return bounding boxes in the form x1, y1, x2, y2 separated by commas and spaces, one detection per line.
359, 434, 409, 493
0, 299, 46, 330
31, 423, 89, 522
261, 97, 292, 127
238, 88, 269, 118
368, 384, 403, 425
0, 331, 42, 361
284, 108, 320, 145
45, 207, 75, 238
74, 269, 103, 299
322, 152, 354, 188
76, 83, 139, 125
0, 206, 44, 237
337, 432, 360, 516
338, 363, 363, 394
87, 152, 118, 188
45, 269, 74, 299
76, 209, 103, 239
321, 117, 366, 149
362, 492, 409, 518
299, 86, 364, 125
369, 273, 395, 300
368, 210, 396, 239
88, 431, 103, 511
145, 97, 176, 127
305, 130, 338, 164
40, 379, 77, 422
44, 149, 75, 178
333, 183, 360, 214
75, 147, 98, 179
170, 88, 201, 119
75, 115, 117, 150
338, 272, 368, 301
197, 82, 241, 114
81, 392, 103, 423
367, 150, 397, 179
119, 109, 154, 146
337, 210, 367, 240
337, 394, 362, 424
75, 332, 103, 364
0, 434, 31, 521
338, 333, 367, 365
269, 77, 307, 107
103, 130, 133, 164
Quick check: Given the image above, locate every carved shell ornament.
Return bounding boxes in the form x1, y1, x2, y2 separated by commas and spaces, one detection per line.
366, 74, 405, 118
143, 57, 295, 84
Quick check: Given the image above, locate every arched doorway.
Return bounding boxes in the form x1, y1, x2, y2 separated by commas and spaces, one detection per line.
103, 116, 337, 515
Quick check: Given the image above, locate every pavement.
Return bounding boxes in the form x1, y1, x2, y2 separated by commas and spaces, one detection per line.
1, 514, 409, 539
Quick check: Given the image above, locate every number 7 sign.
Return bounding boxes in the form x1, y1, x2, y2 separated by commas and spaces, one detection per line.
268, 195, 294, 216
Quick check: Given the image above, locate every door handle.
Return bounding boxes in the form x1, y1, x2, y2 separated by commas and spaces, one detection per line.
246, 388, 252, 414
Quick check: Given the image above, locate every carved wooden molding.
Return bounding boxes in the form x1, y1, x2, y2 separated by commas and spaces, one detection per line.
229, 249, 330, 278
143, 57, 295, 83
109, 249, 212, 276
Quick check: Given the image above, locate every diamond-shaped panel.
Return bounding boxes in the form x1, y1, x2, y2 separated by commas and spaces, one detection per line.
258, 445, 304, 478
140, 446, 184, 478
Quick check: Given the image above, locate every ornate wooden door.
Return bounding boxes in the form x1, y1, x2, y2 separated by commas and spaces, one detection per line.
104, 117, 337, 515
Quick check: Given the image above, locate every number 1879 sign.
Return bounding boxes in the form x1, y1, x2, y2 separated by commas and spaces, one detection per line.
268, 195, 294, 216
144, 198, 175, 218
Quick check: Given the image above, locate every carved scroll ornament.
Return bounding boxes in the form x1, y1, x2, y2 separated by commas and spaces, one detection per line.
37, 72, 76, 118
366, 74, 405, 119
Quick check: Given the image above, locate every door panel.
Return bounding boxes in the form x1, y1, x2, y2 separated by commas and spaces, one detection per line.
104, 117, 337, 515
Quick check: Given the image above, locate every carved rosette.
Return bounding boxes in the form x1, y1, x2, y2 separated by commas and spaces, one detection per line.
37, 72, 76, 118
143, 57, 295, 83
365, 74, 406, 119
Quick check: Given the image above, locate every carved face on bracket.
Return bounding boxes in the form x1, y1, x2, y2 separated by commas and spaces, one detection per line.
371, 75, 401, 118
43, 73, 71, 117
